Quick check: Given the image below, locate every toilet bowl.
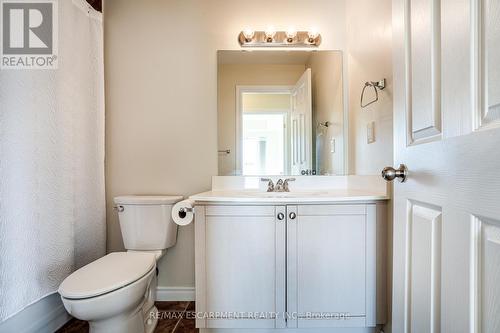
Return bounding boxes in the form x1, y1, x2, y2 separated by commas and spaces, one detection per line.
59, 195, 183, 333
59, 252, 157, 333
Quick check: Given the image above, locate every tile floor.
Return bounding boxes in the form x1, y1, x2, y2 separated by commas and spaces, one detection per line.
56, 301, 198, 333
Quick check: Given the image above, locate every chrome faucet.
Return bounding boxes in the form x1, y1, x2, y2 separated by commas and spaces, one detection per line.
261, 178, 296, 192
275, 179, 285, 192
260, 178, 275, 192
283, 178, 296, 192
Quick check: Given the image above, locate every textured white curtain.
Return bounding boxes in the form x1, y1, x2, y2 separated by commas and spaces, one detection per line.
0, 0, 105, 322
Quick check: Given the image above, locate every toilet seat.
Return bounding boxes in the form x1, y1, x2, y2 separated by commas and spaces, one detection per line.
59, 252, 156, 299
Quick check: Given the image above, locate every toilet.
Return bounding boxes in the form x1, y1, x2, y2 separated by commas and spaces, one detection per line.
58, 195, 183, 333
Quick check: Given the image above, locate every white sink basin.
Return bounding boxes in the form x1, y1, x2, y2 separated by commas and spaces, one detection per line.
237, 190, 330, 198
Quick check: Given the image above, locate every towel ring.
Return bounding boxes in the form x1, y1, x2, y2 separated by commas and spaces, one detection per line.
361, 79, 386, 108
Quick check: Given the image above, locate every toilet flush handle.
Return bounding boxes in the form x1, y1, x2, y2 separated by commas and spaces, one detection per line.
114, 205, 124, 212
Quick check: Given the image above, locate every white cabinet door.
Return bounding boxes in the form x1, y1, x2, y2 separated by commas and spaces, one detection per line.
195, 205, 286, 329
287, 204, 376, 328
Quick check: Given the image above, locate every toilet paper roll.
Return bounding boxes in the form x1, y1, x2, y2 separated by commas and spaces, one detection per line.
172, 199, 195, 226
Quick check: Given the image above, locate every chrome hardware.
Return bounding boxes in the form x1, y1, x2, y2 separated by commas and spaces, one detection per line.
261, 178, 275, 192
289, 212, 297, 220
301, 169, 317, 175
275, 179, 285, 192
262, 178, 295, 192
277, 212, 285, 220
114, 205, 124, 213
361, 78, 386, 108
381, 164, 408, 182
283, 178, 296, 192
218, 149, 230, 154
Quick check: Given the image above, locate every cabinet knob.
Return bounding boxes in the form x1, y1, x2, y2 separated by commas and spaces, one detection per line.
113, 205, 124, 213
277, 212, 285, 220
289, 212, 297, 220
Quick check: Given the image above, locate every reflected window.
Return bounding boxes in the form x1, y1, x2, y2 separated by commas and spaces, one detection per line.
242, 113, 286, 175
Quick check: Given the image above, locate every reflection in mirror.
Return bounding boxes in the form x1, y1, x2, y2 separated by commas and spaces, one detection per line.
218, 50, 345, 176
485, 0, 500, 125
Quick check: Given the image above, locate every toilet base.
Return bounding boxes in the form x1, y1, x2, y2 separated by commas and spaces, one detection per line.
144, 306, 159, 333
88, 303, 144, 333
86, 304, 158, 333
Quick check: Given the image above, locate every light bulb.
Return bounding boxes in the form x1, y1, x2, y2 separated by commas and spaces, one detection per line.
265, 26, 276, 42
307, 27, 319, 43
242, 28, 255, 42
286, 27, 297, 42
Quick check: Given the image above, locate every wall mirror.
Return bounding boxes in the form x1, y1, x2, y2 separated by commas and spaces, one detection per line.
217, 50, 346, 176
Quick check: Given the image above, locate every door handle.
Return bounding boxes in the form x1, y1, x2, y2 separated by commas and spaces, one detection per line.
381, 164, 408, 182
277, 212, 285, 220
289, 212, 297, 220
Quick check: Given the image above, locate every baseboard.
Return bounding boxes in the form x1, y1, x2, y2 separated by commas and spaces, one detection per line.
156, 286, 195, 301
0, 293, 71, 333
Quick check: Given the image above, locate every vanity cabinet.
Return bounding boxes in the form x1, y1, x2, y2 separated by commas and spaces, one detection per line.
194, 203, 386, 330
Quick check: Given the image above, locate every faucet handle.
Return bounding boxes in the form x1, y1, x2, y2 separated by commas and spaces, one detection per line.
283, 178, 296, 192
275, 179, 284, 191
260, 178, 275, 192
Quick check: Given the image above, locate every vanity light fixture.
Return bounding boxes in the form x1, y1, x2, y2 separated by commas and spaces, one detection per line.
238, 27, 321, 47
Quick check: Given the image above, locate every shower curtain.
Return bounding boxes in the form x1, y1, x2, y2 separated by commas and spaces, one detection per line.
0, 0, 105, 322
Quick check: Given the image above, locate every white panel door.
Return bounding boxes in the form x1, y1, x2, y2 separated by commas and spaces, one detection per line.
291, 68, 312, 174
392, 0, 500, 332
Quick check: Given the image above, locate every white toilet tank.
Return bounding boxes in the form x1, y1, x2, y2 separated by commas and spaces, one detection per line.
114, 195, 183, 251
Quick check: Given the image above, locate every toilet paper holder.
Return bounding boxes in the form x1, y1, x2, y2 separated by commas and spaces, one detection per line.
172, 199, 196, 226
178, 207, 193, 219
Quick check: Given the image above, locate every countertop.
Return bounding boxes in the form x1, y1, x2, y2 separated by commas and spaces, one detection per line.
189, 189, 389, 204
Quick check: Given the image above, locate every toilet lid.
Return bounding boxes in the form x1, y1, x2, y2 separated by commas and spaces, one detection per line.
58, 252, 156, 299
114, 195, 183, 205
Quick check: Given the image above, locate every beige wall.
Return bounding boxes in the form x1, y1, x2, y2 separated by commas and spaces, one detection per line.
307, 52, 344, 175
218, 64, 305, 175
104, 0, 347, 288
346, 0, 393, 175
345, 0, 393, 328
243, 93, 291, 111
